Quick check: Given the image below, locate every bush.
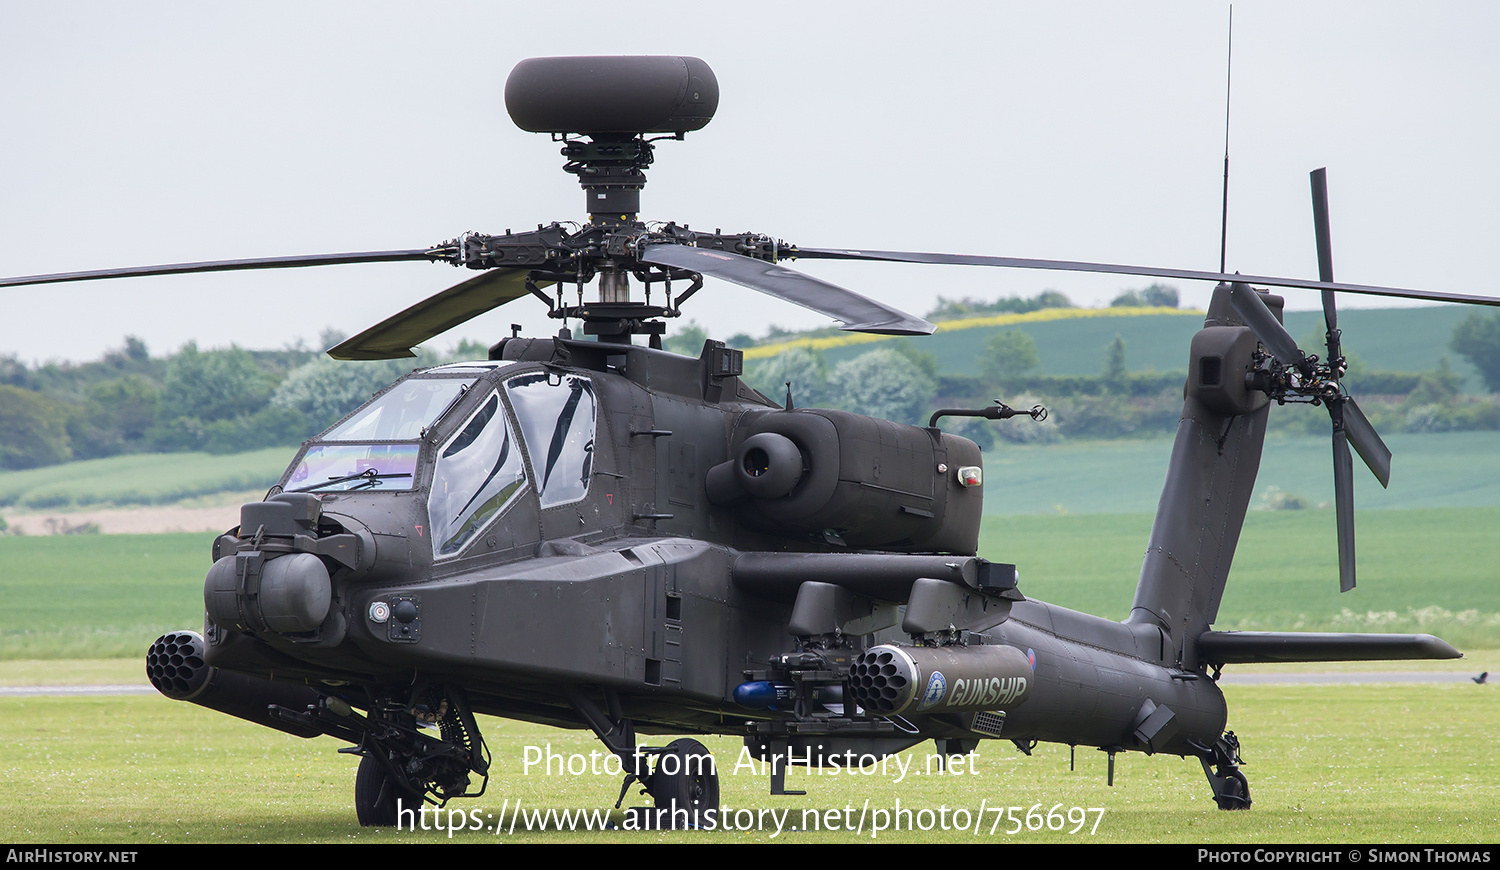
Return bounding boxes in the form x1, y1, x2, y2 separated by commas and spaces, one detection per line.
828, 348, 938, 425
979, 330, 1041, 381
744, 346, 831, 408
925, 290, 1072, 320
271, 356, 416, 433
160, 342, 275, 424
0, 385, 73, 469
71, 375, 161, 459
1258, 486, 1312, 510
1451, 310, 1500, 393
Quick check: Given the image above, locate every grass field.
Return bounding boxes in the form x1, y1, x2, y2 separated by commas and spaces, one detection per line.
0, 533, 209, 659
4, 501, 1496, 660
1, 679, 1493, 843
2, 511, 1493, 843
984, 430, 1500, 516
981, 508, 1500, 649
0, 447, 293, 510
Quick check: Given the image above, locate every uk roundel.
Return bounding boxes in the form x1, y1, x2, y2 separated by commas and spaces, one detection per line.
1027, 648, 1037, 671
918, 670, 947, 711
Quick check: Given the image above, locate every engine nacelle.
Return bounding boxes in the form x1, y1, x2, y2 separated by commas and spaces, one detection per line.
705, 409, 983, 553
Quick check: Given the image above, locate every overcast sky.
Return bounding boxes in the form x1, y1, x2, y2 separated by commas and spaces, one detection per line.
3, 1, 1498, 364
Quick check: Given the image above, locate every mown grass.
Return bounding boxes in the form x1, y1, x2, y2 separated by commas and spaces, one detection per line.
1, 680, 1493, 843
0, 447, 292, 510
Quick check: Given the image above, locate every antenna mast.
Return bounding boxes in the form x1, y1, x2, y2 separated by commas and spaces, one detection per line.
1212, 5, 1236, 271
1218, 6, 1234, 273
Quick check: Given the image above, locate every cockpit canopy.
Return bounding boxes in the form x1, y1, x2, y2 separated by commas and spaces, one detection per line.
281, 362, 597, 560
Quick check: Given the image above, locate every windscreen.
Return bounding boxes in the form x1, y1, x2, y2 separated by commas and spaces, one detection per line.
323, 378, 473, 442
286, 443, 421, 492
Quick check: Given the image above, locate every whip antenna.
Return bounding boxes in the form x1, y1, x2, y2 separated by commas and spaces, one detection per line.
1219, 6, 1234, 273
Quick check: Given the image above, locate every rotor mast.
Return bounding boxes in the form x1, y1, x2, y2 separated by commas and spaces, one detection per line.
562, 133, 656, 224
562, 133, 654, 325
505, 55, 719, 341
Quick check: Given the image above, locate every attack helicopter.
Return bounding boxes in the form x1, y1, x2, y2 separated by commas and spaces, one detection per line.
5, 55, 1495, 827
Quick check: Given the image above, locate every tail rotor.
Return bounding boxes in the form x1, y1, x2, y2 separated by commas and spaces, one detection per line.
1228, 168, 1392, 592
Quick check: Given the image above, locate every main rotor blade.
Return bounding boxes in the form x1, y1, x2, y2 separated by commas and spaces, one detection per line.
328, 267, 544, 360
1227, 282, 1306, 367
1332, 426, 1358, 592
1342, 396, 1392, 488
793, 247, 1500, 308
1310, 168, 1342, 361
0, 250, 440, 288
641, 244, 935, 335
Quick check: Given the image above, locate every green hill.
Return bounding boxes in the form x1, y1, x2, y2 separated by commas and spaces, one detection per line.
755, 305, 1486, 392
0, 447, 291, 510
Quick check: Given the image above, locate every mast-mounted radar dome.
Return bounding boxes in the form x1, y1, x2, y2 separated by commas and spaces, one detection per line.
504, 56, 718, 136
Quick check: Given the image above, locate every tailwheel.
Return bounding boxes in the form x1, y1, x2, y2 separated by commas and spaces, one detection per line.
648, 738, 719, 829
1213, 769, 1252, 811
1199, 730, 1252, 811
355, 753, 424, 827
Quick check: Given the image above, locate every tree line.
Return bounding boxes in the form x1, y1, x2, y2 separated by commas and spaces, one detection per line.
5, 292, 1500, 470
0, 332, 484, 470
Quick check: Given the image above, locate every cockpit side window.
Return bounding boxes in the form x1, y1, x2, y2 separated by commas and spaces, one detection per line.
504, 372, 596, 509
427, 392, 527, 558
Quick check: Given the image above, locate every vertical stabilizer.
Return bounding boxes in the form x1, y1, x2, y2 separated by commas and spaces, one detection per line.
1127, 284, 1279, 668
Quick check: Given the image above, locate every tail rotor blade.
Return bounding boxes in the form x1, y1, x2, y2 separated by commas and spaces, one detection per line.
1343, 396, 1392, 488
1332, 426, 1358, 592
1311, 168, 1342, 362
1227, 281, 1306, 367
1311, 168, 1336, 286
1311, 168, 1382, 590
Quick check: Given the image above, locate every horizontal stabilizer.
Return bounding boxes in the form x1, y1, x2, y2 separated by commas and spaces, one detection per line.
1198, 630, 1461, 665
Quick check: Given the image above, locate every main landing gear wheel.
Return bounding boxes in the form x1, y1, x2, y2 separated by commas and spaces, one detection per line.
355, 753, 423, 827
648, 738, 719, 829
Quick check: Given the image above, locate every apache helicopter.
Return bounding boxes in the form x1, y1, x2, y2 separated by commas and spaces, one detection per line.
5, 55, 1494, 827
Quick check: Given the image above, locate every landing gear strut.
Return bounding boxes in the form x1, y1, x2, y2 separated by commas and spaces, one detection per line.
569, 689, 720, 829
267, 682, 489, 828
1200, 731, 1252, 810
